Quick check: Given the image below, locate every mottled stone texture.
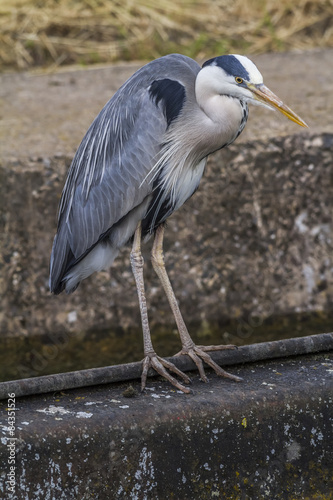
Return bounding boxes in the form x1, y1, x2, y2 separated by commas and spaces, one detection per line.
0, 133, 332, 341
0, 353, 332, 499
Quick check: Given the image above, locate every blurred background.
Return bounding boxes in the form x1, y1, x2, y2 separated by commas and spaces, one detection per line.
1, 0, 333, 381
1, 0, 333, 72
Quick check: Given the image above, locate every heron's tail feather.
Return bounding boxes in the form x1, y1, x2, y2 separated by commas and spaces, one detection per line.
63, 243, 119, 294
49, 224, 119, 294
49, 227, 74, 294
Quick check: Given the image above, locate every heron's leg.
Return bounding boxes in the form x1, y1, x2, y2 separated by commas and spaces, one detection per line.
130, 222, 191, 393
151, 225, 242, 383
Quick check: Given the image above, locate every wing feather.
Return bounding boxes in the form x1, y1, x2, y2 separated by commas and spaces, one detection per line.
50, 54, 200, 293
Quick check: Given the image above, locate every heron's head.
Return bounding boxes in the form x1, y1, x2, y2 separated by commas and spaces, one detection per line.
201, 54, 307, 127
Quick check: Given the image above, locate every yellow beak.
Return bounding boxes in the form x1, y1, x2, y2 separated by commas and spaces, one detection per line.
247, 83, 308, 128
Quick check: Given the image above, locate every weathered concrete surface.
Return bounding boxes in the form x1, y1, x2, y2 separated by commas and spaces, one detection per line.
1, 333, 332, 400
0, 352, 332, 499
0, 49, 333, 348
1, 133, 332, 344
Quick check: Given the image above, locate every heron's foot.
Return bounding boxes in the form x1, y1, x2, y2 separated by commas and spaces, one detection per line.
175, 343, 242, 383
141, 353, 192, 394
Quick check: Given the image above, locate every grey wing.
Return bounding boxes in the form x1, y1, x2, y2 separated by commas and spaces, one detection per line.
49, 54, 200, 293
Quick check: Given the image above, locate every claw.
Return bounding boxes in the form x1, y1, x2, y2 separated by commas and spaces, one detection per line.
176, 344, 242, 383
141, 354, 192, 394
186, 350, 208, 383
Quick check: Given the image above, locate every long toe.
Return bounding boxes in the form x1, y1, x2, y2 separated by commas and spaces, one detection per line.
141, 354, 192, 394
176, 344, 242, 383
186, 350, 209, 383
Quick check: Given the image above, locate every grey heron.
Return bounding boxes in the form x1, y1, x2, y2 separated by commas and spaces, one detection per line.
50, 54, 307, 393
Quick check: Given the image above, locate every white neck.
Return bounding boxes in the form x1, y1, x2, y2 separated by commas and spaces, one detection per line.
194, 65, 245, 144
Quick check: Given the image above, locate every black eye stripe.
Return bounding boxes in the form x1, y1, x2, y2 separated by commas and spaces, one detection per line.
203, 55, 250, 81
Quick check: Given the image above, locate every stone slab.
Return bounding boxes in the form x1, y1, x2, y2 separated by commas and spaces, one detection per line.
0, 351, 332, 499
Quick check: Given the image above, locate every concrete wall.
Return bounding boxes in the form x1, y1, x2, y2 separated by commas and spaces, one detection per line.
1, 133, 332, 341
0, 351, 332, 499
0, 49, 332, 341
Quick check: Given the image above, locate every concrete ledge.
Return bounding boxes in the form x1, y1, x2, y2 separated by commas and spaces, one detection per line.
0, 333, 332, 400
0, 347, 332, 499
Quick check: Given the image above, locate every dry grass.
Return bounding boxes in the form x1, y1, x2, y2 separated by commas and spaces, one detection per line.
0, 0, 332, 71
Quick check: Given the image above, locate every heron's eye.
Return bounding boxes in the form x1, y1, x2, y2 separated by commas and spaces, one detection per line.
235, 77, 243, 84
